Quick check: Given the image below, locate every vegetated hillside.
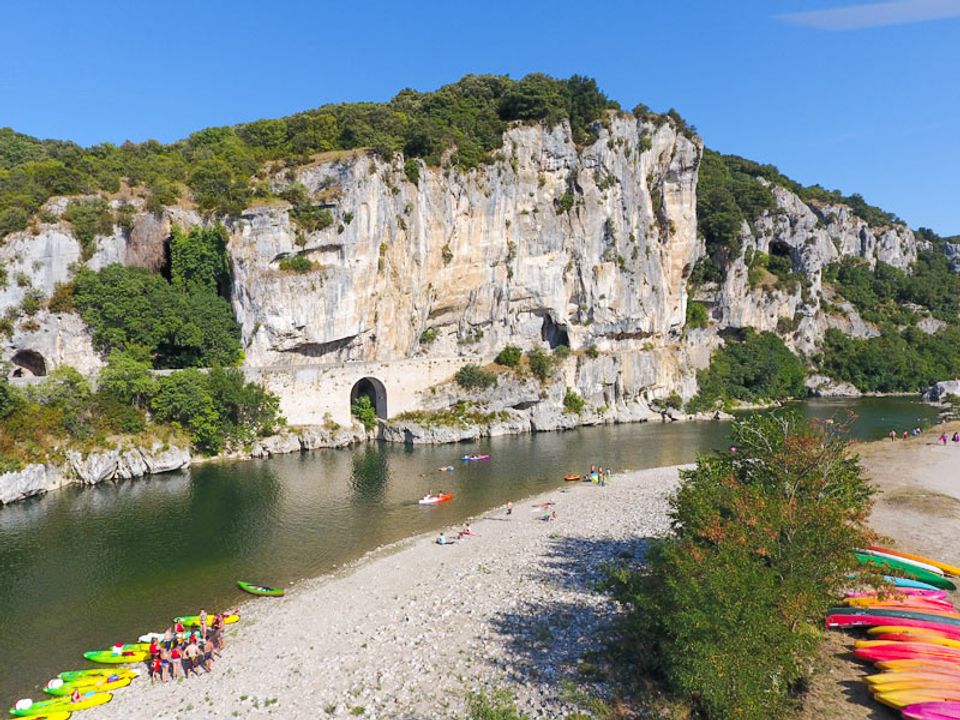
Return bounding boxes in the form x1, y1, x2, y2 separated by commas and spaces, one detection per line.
0, 71, 956, 419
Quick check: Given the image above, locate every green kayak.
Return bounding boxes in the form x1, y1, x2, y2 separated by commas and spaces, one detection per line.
237, 580, 285, 597
854, 552, 957, 590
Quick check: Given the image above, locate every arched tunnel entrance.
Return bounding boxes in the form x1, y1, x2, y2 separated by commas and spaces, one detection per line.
350, 377, 388, 421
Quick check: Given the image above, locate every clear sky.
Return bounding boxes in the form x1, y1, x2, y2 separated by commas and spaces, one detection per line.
1, 0, 958, 233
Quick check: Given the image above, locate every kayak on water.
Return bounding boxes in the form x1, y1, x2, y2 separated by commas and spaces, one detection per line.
854, 553, 957, 590
418, 492, 452, 505
859, 548, 946, 576
10, 691, 112, 716
174, 612, 240, 628
237, 580, 285, 597
870, 545, 960, 578
460, 455, 489, 462
44, 676, 131, 696
563, 474, 581, 481
82, 650, 149, 664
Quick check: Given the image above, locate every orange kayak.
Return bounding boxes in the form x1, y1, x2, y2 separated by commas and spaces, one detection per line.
870, 545, 960, 578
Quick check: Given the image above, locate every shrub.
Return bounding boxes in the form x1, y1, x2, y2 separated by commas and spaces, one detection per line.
97, 349, 157, 408
403, 158, 420, 185
688, 330, 807, 411
604, 412, 874, 720
562, 389, 585, 415
278, 256, 315, 273
351, 394, 378, 431
64, 197, 114, 260
419, 327, 437, 345
495, 345, 522, 367
584, 345, 599, 359
47, 281, 75, 313
527, 348, 554, 382
465, 689, 531, 720
553, 344, 570, 362
169, 224, 231, 297
454, 364, 497, 390
290, 205, 334, 233
685, 301, 708, 329
556, 192, 575, 213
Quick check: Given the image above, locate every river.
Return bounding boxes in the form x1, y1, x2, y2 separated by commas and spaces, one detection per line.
0, 398, 938, 703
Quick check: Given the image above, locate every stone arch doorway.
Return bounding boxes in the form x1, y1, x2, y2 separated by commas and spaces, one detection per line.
10, 349, 47, 377
350, 377, 388, 420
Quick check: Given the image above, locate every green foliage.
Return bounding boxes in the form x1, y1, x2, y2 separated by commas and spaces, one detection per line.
63, 197, 114, 260
150, 369, 223, 453
688, 330, 807, 411
97, 349, 157, 408
277, 255, 315, 273
553, 344, 570, 363
206, 366, 281, 441
47, 281, 75, 313
464, 690, 531, 720
495, 345, 522, 367
527, 348, 554, 382
393, 401, 508, 429
72, 264, 241, 368
169, 224, 231, 297
584, 345, 599, 359
350, 394, 378, 431
604, 412, 874, 720
403, 158, 420, 185
556, 192, 575, 213
290, 204, 334, 233
685, 300, 709, 329
562, 389, 585, 415
419, 327, 437, 345
454, 363, 497, 390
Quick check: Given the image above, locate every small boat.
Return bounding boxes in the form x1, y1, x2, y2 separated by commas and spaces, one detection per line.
418, 492, 453, 505
57, 669, 137, 683
174, 612, 240, 628
854, 553, 957, 590
870, 545, 960, 578
563, 474, 581, 482
902, 701, 960, 719
82, 650, 149, 665
237, 580, 285, 597
10, 691, 113, 716
460, 454, 490, 462
44, 675, 131, 696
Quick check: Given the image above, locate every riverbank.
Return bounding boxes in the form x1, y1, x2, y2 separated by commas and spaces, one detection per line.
799, 420, 960, 720
80, 465, 684, 720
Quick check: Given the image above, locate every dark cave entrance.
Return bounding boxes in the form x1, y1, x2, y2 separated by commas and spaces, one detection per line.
350, 377, 388, 420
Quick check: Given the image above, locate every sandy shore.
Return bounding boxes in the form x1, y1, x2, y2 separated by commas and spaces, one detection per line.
81, 466, 685, 720
799, 420, 960, 720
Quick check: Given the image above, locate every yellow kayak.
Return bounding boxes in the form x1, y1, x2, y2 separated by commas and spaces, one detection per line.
870, 545, 960, 578
10, 692, 112, 716
867, 670, 960, 687
44, 676, 132, 696
874, 687, 960, 710
174, 613, 239, 628
856, 637, 960, 650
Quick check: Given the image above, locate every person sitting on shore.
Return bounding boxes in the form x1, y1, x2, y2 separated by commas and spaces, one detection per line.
436, 532, 455, 545
457, 523, 474, 539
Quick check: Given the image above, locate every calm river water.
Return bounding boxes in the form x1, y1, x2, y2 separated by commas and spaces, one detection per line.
0, 398, 938, 702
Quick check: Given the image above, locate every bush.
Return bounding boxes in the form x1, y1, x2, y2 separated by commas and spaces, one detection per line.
351, 394, 378, 431
454, 364, 497, 390
419, 327, 437, 345
685, 301, 708, 329
688, 330, 807, 411
562, 389, 585, 415
495, 345, 522, 367
63, 197, 114, 260
47, 281, 75, 313
553, 344, 570, 362
527, 348, 554, 382
403, 158, 420, 185
584, 345, 599, 359
278, 255, 315, 273
97, 349, 157, 408
556, 193, 575, 213
604, 412, 874, 720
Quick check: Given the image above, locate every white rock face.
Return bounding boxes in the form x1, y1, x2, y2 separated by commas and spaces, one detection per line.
924, 380, 960, 402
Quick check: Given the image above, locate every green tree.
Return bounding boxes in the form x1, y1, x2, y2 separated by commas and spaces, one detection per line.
495, 345, 522, 367
150, 369, 222, 454
97, 349, 157, 408
169, 224, 231, 297
351, 394, 378, 431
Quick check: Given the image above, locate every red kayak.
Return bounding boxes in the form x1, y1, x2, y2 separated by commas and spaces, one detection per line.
855, 643, 960, 663
828, 614, 960, 634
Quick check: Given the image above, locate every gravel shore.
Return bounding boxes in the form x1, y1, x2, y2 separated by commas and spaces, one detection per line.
81, 465, 686, 720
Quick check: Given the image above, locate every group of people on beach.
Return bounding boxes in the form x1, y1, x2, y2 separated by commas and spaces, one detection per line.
148, 610, 226, 683
937, 431, 960, 445
436, 522, 474, 545
888, 426, 926, 440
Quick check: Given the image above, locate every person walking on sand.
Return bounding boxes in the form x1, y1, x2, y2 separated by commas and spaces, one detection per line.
953, 432, 960, 445
940, 432, 948, 445
889, 429, 897, 441
506, 501, 513, 516
184, 637, 200, 677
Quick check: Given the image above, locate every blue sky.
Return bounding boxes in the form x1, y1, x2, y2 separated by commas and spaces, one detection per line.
1, 0, 958, 233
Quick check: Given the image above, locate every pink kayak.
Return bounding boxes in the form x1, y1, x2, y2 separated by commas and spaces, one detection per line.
855, 644, 960, 663
903, 702, 960, 720
828, 615, 960, 634
846, 589, 949, 601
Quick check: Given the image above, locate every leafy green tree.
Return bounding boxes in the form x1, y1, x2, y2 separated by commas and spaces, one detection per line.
169, 224, 231, 297
150, 369, 222, 453
495, 345, 522, 367
97, 349, 157, 408
351, 394, 377, 431
526, 348, 554, 382
63, 197, 114, 260
454, 364, 497, 390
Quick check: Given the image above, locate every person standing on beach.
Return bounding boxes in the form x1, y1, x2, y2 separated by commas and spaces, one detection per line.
198, 608, 208, 639
940, 433, 948, 445
889, 430, 897, 441
506, 501, 513, 516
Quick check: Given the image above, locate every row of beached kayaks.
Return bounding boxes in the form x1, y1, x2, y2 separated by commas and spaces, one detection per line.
8, 611, 240, 718
829, 545, 960, 719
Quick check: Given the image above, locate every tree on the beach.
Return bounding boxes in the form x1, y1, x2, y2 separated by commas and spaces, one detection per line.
604, 411, 875, 720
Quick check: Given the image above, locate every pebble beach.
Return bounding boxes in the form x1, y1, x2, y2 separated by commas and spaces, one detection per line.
81, 465, 686, 720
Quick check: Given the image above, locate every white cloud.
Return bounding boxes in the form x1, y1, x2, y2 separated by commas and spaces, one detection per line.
778, 0, 960, 30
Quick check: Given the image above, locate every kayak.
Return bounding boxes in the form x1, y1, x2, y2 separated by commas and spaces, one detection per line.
418, 493, 452, 505
857, 638, 960, 651
174, 613, 239, 628
831, 615, 960, 637
460, 455, 489, 461
879, 660, 960, 673
847, 588, 950, 601
57, 669, 137, 683
7, 713, 70, 720
870, 545, 960, 578
828, 607, 960, 626
868, 671, 960, 686
855, 553, 957, 590
860, 549, 946, 576
876, 689, 960, 711
10, 692, 112, 716
82, 650, 149, 664
44, 676, 131, 696
874, 632, 960, 644
844, 597, 956, 612
871, 679, 960, 693
869, 626, 960, 640
563, 474, 581, 481
889, 576, 945, 592
237, 580, 285, 597
854, 644, 960, 663
903, 701, 960, 720
137, 630, 200, 643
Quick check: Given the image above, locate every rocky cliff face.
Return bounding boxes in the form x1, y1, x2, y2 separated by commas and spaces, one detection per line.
0, 115, 939, 437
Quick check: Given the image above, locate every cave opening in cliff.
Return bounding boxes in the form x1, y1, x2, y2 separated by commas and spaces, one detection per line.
10, 350, 47, 377
350, 377, 388, 420
540, 314, 570, 350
